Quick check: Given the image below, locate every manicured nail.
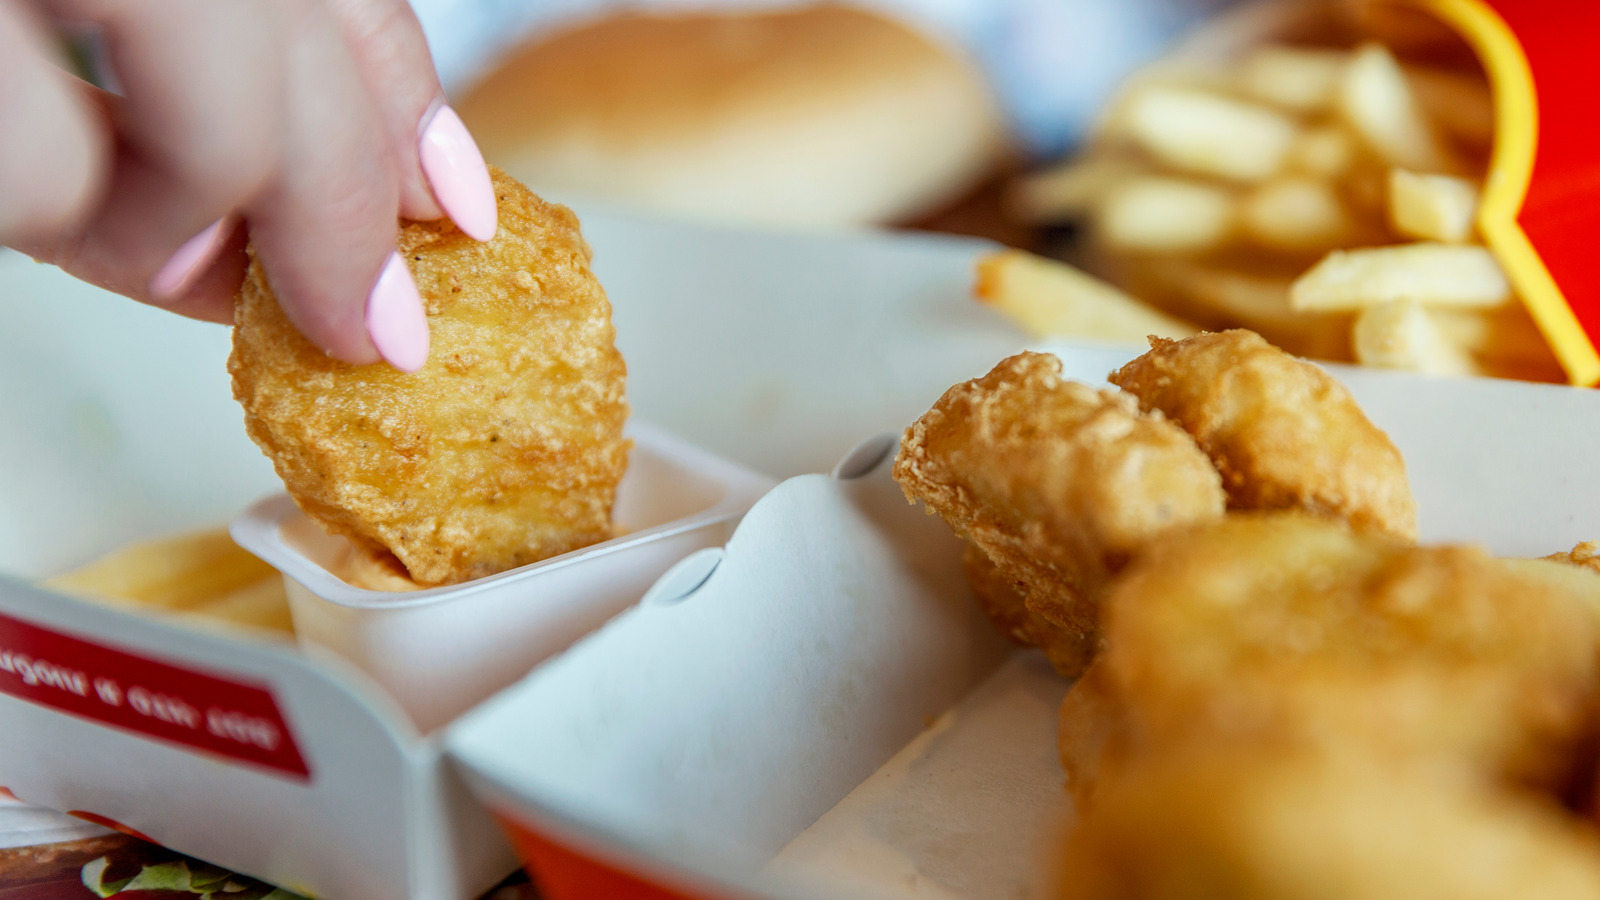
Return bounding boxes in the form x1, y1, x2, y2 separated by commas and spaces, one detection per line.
419, 105, 496, 241
365, 252, 429, 372
149, 218, 228, 301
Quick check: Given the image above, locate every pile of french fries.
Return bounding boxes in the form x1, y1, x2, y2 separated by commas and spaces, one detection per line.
46, 529, 294, 635
991, 15, 1563, 382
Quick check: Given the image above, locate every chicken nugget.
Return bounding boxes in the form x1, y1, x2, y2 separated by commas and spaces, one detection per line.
1547, 541, 1600, 577
894, 352, 1225, 668
963, 543, 1097, 678
1059, 742, 1600, 900
230, 168, 629, 587
1069, 514, 1600, 796
1110, 330, 1416, 539
1055, 658, 1127, 805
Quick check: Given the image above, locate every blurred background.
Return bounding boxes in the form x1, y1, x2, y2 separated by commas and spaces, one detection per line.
410, 0, 1234, 243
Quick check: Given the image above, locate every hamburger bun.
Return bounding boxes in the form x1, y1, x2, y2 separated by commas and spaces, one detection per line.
456, 4, 1005, 227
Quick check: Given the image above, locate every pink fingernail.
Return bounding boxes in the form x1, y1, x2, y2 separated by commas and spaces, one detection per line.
419, 105, 497, 241
365, 252, 429, 372
149, 218, 229, 301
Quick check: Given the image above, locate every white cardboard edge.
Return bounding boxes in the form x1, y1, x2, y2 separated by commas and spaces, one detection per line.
230, 420, 776, 610
443, 431, 1013, 896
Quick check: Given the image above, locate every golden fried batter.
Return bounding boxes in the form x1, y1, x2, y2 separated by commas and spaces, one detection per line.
1058, 743, 1600, 900
1547, 541, 1600, 577
1110, 330, 1417, 539
893, 352, 1224, 673
1063, 514, 1600, 799
230, 168, 629, 586
962, 543, 1096, 678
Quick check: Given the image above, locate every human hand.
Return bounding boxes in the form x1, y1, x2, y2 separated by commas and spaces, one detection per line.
0, 0, 497, 371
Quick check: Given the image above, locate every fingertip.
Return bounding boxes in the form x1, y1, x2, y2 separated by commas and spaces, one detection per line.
364, 251, 429, 372
418, 105, 496, 242
148, 216, 231, 302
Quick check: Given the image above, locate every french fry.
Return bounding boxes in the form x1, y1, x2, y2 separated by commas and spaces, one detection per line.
1004, 14, 1549, 381
46, 528, 280, 611
1405, 64, 1496, 148
1241, 178, 1355, 251
1239, 45, 1349, 113
1009, 155, 1143, 223
1352, 300, 1480, 376
1288, 125, 1360, 179
1099, 176, 1235, 252
1430, 305, 1566, 382
974, 249, 1197, 342
1345, 0, 1470, 59
1122, 86, 1298, 182
187, 580, 295, 635
46, 528, 294, 634
1337, 43, 1455, 173
1388, 169, 1478, 243
1290, 243, 1511, 311
1141, 259, 1353, 360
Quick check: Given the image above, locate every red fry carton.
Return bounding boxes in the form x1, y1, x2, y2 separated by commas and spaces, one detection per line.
1419, 0, 1600, 384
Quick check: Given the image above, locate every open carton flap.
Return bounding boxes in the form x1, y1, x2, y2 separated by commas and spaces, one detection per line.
0, 579, 517, 900
445, 434, 1014, 896
449, 343, 1600, 900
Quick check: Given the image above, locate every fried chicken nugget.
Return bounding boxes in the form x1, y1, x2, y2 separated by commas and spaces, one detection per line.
1058, 743, 1600, 900
1062, 514, 1600, 799
230, 168, 628, 586
1110, 330, 1417, 539
1547, 541, 1600, 577
962, 543, 1096, 678
893, 352, 1225, 674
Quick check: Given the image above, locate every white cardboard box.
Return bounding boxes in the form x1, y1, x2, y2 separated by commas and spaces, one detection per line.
446, 345, 1600, 900
0, 211, 1015, 900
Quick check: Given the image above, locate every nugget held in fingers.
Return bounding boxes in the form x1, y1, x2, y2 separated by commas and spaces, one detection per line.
1111, 330, 1416, 538
893, 352, 1225, 662
230, 168, 629, 587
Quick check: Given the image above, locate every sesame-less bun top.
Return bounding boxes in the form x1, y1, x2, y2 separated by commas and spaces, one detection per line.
455, 4, 1005, 228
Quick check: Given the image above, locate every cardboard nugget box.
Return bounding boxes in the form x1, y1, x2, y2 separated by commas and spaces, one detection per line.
446, 345, 1600, 900
0, 210, 1020, 900
0, 259, 772, 899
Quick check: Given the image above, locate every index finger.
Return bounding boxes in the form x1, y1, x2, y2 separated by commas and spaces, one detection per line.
326, 0, 496, 241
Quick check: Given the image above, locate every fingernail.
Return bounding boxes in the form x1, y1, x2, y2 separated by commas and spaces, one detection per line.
149, 218, 229, 301
419, 105, 496, 242
365, 252, 429, 372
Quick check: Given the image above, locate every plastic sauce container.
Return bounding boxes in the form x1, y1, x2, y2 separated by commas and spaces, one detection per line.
231, 422, 775, 732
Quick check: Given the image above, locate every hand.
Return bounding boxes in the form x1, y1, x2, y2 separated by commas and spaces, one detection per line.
0, 0, 497, 371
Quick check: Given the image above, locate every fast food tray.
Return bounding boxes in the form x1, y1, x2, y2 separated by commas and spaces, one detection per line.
4, 199, 1598, 900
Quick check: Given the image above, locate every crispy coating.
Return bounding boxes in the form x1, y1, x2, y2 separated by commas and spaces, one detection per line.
230, 168, 629, 586
1062, 514, 1600, 800
1058, 743, 1600, 900
893, 352, 1225, 670
1055, 658, 1126, 805
962, 543, 1096, 678
1110, 330, 1417, 540
1548, 541, 1600, 577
